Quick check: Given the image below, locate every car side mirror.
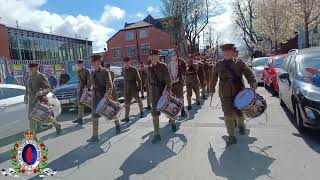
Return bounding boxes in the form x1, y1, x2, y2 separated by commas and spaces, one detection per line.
279, 72, 289, 79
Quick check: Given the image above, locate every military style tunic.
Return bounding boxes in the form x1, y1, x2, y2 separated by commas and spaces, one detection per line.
172, 59, 187, 99
109, 70, 119, 102
210, 58, 256, 116
148, 62, 172, 116
25, 72, 52, 119
91, 68, 113, 117
77, 67, 91, 101
197, 61, 206, 87
185, 63, 200, 98
123, 66, 142, 102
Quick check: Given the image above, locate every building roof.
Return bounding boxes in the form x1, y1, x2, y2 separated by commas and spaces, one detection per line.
123, 21, 152, 30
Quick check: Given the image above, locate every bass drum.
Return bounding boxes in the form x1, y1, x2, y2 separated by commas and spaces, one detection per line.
234, 88, 267, 118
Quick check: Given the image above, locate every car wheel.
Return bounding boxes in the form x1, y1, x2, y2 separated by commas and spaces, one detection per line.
295, 103, 306, 132
279, 91, 285, 106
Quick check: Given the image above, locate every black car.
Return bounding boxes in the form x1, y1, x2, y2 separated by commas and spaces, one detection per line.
278, 48, 320, 131
53, 67, 124, 110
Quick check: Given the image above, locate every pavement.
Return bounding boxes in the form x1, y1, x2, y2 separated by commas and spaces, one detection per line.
0, 86, 320, 180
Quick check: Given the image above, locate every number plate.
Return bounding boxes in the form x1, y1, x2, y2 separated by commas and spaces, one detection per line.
60, 99, 70, 104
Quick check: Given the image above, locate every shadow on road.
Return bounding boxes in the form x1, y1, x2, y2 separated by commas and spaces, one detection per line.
281, 105, 320, 154
179, 99, 204, 122
208, 136, 275, 180
116, 124, 187, 180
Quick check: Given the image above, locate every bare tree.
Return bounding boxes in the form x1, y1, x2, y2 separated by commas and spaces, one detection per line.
233, 0, 260, 58
254, 0, 296, 54
291, 0, 320, 48
161, 0, 212, 54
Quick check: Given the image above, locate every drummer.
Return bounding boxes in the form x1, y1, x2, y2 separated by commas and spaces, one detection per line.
24, 62, 62, 135
147, 49, 173, 143
209, 43, 257, 146
88, 54, 121, 143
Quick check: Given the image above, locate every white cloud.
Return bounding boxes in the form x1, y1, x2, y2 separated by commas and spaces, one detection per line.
147, 6, 160, 13
0, 0, 125, 52
136, 12, 145, 18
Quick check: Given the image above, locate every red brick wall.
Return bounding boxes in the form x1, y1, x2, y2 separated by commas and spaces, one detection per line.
105, 26, 171, 67
0, 24, 10, 59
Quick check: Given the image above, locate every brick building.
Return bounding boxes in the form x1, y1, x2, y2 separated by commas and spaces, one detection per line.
104, 15, 176, 67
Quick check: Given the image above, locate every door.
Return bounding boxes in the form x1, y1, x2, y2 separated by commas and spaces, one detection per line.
0, 87, 29, 139
264, 59, 273, 85
285, 58, 297, 112
278, 55, 292, 105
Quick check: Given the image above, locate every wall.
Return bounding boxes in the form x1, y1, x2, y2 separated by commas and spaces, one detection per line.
0, 24, 10, 59
105, 26, 171, 67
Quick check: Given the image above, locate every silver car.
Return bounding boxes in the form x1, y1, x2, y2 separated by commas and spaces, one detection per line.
251, 57, 269, 83
0, 84, 61, 139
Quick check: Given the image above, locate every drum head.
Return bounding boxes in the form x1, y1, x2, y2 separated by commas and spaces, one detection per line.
96, 97, 106, 113
157, 95, 168, 111
234, 89, 255, 109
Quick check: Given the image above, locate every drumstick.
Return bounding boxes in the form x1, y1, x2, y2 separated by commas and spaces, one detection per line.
210, 95, 213, 107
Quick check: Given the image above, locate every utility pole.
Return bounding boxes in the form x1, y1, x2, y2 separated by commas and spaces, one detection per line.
16, 20, 19, 28
135, 29, 141, 65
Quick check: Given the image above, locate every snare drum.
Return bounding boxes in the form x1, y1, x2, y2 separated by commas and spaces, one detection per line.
234, 88, 267, 118
96, 97, 123, 120
80, 88, 93, 107
157, 94, 183, 119
30, 102, 54, 125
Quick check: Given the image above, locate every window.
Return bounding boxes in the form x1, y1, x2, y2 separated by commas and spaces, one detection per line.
288, 55, 296, 75
0, 88, 25, 100
283, 56, 292, 71
113, 48, 121, 58
127, 46, 136, 57
140, 44, 150, 55
139, 29, 148, 39
125, 31, 134, 41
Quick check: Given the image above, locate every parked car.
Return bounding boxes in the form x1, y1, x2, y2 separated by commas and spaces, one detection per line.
278, 48, 320, 131
263, 54, 287, 95
0, 84, 61, 139
53, 66, 124, 110
251, 57, 269, 84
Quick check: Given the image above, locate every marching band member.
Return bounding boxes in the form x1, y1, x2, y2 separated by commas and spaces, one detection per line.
88, 54, 120, 143
195, 53, 207, 99
73, 59, 91, 125
140, 64, 151, 110
209, 44, 257, 146
105, 63, 119, 102
185, 56, 201, 110
169, 47, 187, 117
122, 57, 144, 123
204, 55, 214, 94
24, 62, 61, 135
147, 49, 173, 143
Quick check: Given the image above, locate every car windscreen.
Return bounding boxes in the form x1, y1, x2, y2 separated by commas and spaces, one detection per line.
274, 57, 285, 68
67, 74, 79, 84
253, 58, 268, 67
299, 54, 320, 76
0, 87, 25, 100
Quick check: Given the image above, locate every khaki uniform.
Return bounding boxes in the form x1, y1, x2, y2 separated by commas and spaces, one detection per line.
148, 62, 172, 134
110, 70, 119, 102
123, 66, 144, 119
77, 68, 91, 120
91, 67, 117, 138
210, 58, 256, 136
25, 72, 60, 132
198, 61, 206, 96
139, 69, 148, 98
185, 63, 201, 106
204, 61, 213, 93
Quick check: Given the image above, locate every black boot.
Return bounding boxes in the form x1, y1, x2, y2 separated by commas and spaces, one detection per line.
187, 106, 192, 110
151, 134, 162, 144
72, 118, 83, 125
197, 101, 201, 105
145, 106, 151, 110
226, 136, 237, 146
171, 123, 177, 132
121, 118, 130, 123
87, 136, 100, 143
56, 125, 62, 136
115, 125, 121, 134
239, 126, 246, 135
180, 109, 186, 117
140, 112, 144, 118
141, 96, 145, 99
202, 95, 206, 99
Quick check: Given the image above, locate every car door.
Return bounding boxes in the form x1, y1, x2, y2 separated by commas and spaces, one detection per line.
0, 87, 29, 139
278, 55, 292, 104
285, 56, 297, 112
264, 59, 272, 85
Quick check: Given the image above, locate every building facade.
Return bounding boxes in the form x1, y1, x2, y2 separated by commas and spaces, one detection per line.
0, 24, 92, 84
104, 15, 172, 67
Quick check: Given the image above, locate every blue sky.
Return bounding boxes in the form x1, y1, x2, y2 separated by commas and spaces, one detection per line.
41, 0, 162, 31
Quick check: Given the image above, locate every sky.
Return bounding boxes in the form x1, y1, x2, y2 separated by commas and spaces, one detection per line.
0, 0, 241, 53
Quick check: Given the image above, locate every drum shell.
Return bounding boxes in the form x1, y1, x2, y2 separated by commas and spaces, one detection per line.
80, 88, 93, 107
157, 95, 183, 119
235, 92, 267, 118
30, 102, 53, 124
96, 97, 123, 120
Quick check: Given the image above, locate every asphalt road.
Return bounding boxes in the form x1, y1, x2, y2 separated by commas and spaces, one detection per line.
0, 86, 320, 180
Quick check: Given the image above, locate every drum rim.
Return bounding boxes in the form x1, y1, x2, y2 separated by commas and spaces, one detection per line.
234, 88, 256, 110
